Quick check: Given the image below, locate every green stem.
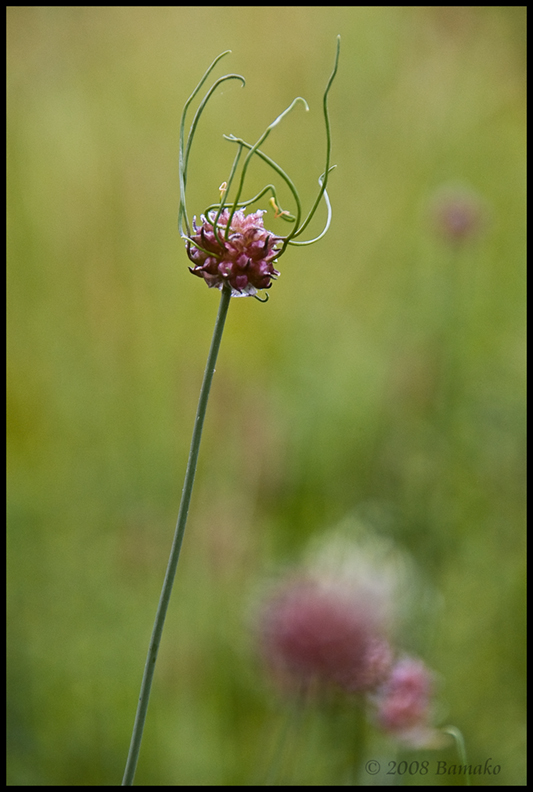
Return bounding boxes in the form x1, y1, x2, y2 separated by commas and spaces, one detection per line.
122, 285, 232, 785
442, 725, 471, 786
263, 687, 307, 786
442, 726, 472, 786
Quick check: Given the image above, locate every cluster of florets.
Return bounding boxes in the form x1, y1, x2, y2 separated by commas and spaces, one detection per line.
187, 208, 282, 297
255, 533, 440, 746
372, 656, 438, 747
259, 578, 393, 694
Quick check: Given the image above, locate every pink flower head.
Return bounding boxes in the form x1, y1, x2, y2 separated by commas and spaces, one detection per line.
373, 657, 437, 746
187, 208, 281, 297
259, 578, 393, 694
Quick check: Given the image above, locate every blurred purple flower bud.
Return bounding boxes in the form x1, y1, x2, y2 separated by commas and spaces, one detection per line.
258, 577, 393, 694
430, 184, 486, 244
373, 656, 440, 747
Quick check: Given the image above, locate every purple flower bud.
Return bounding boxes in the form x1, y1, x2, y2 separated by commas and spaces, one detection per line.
258, 578, 393, 694
187, 208, 281, 297
373, 657, 438, 746
430, 185, 486, 244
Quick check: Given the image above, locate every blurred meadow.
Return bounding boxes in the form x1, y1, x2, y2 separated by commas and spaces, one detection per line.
7, 6, 526, 786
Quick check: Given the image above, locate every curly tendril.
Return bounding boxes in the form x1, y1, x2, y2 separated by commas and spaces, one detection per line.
178, 36, 340, 297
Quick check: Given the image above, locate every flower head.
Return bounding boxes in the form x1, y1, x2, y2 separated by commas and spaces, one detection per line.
187, 208, 281, 297
258, 577, 393, 694
372, 656, 441, 747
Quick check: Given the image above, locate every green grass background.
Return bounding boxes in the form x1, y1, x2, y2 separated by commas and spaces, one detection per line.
7, 7, 525, 785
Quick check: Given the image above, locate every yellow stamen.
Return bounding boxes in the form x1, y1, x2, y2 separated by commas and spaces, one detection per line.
269, 196, 291, 219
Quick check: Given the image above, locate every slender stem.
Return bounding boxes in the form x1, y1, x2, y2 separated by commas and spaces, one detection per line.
442, 725, 471, 786
291, 35, 340, 241
263, 687, 307, 786
122, 286, 232, 785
